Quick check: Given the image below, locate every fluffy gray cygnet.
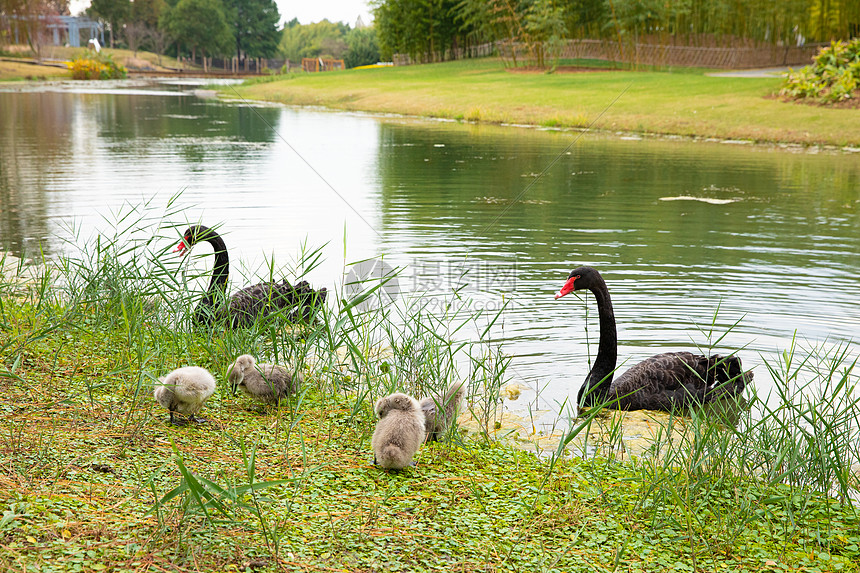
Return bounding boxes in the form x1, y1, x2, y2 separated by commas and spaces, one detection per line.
420, 380, 466, 442
154, 366, 217, 425
227, 354, 301, 403
371, 393, 425, 470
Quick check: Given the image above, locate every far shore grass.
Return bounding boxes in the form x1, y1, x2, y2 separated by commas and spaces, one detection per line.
0, 58, 68, 81
0, 46, 185, 81
232, 58, 860, 147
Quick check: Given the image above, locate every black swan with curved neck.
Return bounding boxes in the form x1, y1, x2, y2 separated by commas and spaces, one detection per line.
555, 266, 751, 411
174, 225, 327, 328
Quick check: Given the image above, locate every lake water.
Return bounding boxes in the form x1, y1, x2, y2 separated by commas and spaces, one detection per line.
2, 79, 859, 418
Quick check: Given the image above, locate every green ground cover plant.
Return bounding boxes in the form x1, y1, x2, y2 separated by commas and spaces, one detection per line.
781, 39, 860, 104
232, 58, 860, 147
1, 201, 859, 571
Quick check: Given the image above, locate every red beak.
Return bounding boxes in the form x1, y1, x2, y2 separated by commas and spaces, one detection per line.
173, 240, 188, 255
555, 276, 577, 299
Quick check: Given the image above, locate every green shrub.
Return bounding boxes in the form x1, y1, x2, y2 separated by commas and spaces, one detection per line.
67, 52, 127, 80
781, 38, 860, 103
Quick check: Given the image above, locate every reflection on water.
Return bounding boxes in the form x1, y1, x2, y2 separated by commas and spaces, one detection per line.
1, 81, 859, 416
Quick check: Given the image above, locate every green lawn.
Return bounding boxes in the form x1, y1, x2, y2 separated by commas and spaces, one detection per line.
233, 58, 858, 147
0, 46, 187, 81
0, 59, 68, 81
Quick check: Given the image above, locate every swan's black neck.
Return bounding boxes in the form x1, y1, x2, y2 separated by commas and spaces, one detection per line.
578, 274, 618, 405
187, 225, 229, 323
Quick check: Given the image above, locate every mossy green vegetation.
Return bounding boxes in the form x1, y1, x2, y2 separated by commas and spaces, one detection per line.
1, 207, 859, 571
230, 58, 860, 147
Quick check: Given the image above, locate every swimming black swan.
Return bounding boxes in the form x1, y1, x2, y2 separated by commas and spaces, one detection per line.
174, 225, 327, 327
555, 266, 751, 411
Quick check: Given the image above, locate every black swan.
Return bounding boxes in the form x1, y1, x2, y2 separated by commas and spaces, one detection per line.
174, 225, 327, 327
555, 266, 751, 411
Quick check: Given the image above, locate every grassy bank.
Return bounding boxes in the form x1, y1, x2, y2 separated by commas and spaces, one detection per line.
231, 58, 860, 147
1, 210, 860, 572
0, 58, 68, 81
0, 46, 184, 81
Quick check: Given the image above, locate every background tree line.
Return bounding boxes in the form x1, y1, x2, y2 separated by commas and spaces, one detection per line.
2, 0, 381, 69
85, 0, 279, 62
0, 0, 69, 58
280, 19, 380, 68
372, 0, 860, 63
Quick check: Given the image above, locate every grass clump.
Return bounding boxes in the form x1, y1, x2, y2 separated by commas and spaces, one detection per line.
781, 39, 860, 104
1, 202, 859, 571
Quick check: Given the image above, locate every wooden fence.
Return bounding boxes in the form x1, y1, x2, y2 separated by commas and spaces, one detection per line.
301, 58, 345, 72
392, 42, 495, 66
395, 39, 826, 69
173, 56, 286, 74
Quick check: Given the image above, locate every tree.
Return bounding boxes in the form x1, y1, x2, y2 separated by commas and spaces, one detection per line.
132, 0, 165, 28
456, 0, 531, 66
123, 20, 147, 53
222, 0, 280, 59
562, 0, 606, 38
278, 19, 350, 62
370, 0, 860, 66
372, 0, 466, 62
117, 0, 165, 58
1, 0, 68, 58
161, 0, 233, 60
525, 0, 566, 68
148, 25, 169, 63
89, 0, 130, 48
344, 27, 380, 67
120, 0, 164, 56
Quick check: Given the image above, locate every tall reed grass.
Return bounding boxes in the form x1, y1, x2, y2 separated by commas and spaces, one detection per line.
1, 198, 511, 513
542, 330, 859, 564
